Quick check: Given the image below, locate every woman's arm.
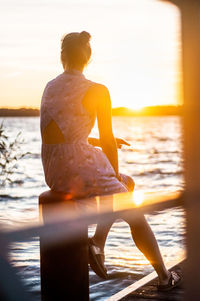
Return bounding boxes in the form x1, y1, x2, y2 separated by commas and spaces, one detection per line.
95, 84, 120, 178
88, 137, 101, 147
88, 137, 130, 148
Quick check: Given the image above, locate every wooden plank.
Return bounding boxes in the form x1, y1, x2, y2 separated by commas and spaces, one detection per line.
106, 255, 185, 301
121, 260, 185, 301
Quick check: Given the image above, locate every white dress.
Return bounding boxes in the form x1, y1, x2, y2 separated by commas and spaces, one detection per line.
40, 70, 128, 199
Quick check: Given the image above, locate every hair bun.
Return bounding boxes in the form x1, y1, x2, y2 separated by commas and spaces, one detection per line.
79, 31, 91, 44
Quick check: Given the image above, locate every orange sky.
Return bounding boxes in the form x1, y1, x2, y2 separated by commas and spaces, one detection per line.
0, 0, 181, 109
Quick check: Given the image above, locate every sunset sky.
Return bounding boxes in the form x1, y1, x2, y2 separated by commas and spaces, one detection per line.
0, 0, 181, 109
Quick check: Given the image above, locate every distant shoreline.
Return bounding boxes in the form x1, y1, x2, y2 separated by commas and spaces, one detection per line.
0, 108, 40, 117
0, 106, 182, 117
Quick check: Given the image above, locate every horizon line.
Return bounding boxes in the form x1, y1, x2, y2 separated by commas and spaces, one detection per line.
0, 104, 182, 110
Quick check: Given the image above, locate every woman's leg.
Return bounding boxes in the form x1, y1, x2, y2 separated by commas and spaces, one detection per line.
124, 214, 171, 285
119, 173, 135, 191
92, 174, 135, 250
91, 219, 114, 250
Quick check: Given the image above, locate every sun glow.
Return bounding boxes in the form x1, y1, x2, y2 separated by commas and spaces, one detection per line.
132, 191, 145, 207
130, 104, 145, 111
0, 0, 181, 110
113, 191, 145, 211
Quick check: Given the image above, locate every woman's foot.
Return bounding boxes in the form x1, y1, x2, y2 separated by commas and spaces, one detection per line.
88, 237, 108, 279
157, 270, 182, 291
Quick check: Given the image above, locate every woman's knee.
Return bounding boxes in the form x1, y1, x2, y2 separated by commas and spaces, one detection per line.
120, 174, 135, 191
124, 212, 147, 228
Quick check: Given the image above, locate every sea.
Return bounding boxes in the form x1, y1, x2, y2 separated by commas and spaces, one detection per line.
0, 116, 185, 300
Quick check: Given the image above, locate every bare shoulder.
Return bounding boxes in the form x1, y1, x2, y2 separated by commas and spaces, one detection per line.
87, 83, 110, 108
87, 83, 109, 96
83, 83, 110, 112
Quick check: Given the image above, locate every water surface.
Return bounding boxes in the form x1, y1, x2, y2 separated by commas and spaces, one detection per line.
0, 116, 185, 300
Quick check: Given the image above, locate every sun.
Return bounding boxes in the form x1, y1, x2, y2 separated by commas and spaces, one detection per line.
131, 104, 146, 111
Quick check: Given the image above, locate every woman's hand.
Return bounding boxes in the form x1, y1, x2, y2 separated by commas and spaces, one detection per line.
88, 137, 130, 149
115, 138, 130, 149
88, 137, 100, 147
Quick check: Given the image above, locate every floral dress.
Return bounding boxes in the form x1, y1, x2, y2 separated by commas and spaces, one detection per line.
40, 70, 128, 199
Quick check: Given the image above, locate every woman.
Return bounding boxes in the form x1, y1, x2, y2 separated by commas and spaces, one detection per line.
40, 31, 181, 290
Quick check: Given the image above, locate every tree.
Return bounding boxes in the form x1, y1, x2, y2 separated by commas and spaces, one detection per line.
0, 123, 28, 186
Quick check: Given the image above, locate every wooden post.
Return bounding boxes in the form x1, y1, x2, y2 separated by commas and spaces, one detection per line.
39, 191, 89, 301
161, 0, 200, 298
180, 1, 200, 300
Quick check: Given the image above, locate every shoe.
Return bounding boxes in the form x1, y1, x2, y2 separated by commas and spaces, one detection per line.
88, 238, 108, 279
157, 271, 182, 291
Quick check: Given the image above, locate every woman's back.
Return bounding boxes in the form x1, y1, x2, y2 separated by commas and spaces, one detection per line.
41, 70, 95, 145
40, 70, 127, 198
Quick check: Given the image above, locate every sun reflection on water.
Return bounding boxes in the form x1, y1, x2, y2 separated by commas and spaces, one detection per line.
132, 191, 145, 207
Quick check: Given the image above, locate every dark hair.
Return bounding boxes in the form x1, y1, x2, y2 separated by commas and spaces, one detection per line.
61, 31, 91, 70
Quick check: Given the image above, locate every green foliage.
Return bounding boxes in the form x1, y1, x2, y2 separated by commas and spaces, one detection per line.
0, 122, 28, 186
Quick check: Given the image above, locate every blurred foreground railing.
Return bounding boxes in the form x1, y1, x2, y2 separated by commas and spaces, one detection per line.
163, 0, 200, 300
1, 0, 200, 300
0, 190, 184, 301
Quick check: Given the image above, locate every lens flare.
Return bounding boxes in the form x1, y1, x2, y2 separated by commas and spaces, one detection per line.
132, 191, 145, 207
